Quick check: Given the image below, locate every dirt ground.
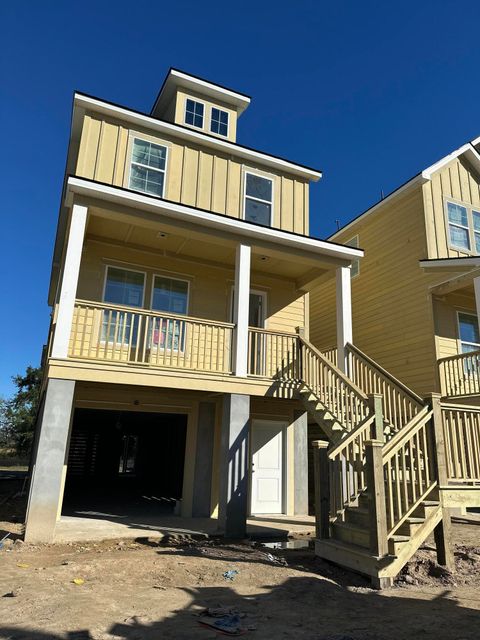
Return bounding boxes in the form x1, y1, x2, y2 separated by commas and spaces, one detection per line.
0, 493, 479, 639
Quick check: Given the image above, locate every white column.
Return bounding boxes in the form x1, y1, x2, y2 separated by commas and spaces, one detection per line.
336, 266, 353, 373
233, 243, 251, 376
51, 203, 88, 359
474, 276, 480, 327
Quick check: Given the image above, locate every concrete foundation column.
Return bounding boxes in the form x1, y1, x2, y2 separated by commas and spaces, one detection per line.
192, 402, 216, 517
293, 410, 309, 515
24, 378, 76, 543
336, 265, 353, 373
218, 393, 250, 537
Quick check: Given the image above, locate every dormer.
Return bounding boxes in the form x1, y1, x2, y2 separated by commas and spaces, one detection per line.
150, 68, 251, 143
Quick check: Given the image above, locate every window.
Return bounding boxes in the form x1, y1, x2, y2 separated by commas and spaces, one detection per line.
102, 267, 145, 344
129, 138, 167, 197
244, 173, 273, 226
185, 98, 204, 128
347, 236, 360, 278
458, 312, 480, 354
446, 201, 480, 254
150, 276, 189, 351
210, 107, 229, 136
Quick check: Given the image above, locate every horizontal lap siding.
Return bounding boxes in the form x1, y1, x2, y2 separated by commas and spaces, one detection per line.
310, 187, 440, 395
424, 158, 480, 259
76, 114, 309, 235
434, 291, 476, 360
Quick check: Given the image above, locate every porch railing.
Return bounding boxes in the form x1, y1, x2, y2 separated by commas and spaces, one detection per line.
438, 350, 480, 397
442, 404, 480, 484
69, 300, 234, 374
247, 328, 300, 379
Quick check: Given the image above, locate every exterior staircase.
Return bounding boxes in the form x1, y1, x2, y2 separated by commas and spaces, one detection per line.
296, 338, 450, 588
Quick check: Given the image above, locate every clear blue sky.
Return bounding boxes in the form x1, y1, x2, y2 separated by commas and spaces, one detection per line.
1, 1, 479, 397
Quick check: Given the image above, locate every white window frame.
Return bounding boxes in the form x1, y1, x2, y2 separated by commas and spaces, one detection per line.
456, 310, 480, 354
184, 97, 206, 130
210, 106, 229, 138
149, 274, 191, 353
346, 235, 360, 278
127, 136, 169, 199
101, 265, 147, 346
445, 198, 480, 255
242, 170, 274, 227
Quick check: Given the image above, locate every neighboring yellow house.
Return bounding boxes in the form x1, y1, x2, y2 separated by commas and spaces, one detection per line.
310, 139, 480, 403
26, 69, 362, 544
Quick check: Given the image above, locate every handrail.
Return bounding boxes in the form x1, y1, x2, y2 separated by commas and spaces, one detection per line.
442, 405, 480, 483
328, 414, 375, 460
438, 350, 480, 397
248, 326, 298, 338
438, 348, 480, 363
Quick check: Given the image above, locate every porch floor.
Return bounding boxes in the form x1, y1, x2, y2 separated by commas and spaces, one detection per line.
53, 513, 315, 543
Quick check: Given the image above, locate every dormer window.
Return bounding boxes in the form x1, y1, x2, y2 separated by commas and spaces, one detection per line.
185, 99, 204, 129
244, 172, 273, 227
211, 108, 229, 137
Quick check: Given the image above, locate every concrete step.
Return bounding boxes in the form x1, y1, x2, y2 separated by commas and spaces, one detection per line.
332, 521, 370, 549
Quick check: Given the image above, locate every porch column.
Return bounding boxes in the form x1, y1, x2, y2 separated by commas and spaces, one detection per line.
293, 410, 309, 515
474, 275, 480, 326
24, 378, 76, 543
51, 203, 88, 359
218, 393, 250, 537
336, 265, 352, 373
233, 243, 251, 377
192, 402, 216, 517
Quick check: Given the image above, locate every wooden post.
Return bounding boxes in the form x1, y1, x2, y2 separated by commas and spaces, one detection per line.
296, 327, 305, 381
425, 393, 454, 570
312, 440, 330, 540
365, 440, 388, 557
368, 394, 384, 442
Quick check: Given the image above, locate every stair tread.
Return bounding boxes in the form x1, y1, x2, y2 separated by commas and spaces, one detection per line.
390, 535, 410, 543
333, 521, 369, 533
406, 517, 425, 524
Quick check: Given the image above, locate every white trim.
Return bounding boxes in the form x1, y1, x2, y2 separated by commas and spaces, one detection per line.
51, 203, 88, 359
233, 244, 251, 377
420, 257, 480, 270
444, 197, 480, 256
243, 170, 274, 227
346, 235, 360, 278
184, 97, 206, 131
66, 177, 362, 262
74, 94, 322, 181
250, 419, 287, 515
422, 143, 480, 180
336, 266, 352, 373
210, 106, 229, 138
127, 136, 169, 199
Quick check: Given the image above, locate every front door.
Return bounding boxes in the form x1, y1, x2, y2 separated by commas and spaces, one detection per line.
250, 420, 285, 514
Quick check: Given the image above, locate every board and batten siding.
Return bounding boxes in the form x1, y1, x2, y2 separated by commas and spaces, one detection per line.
423, 157, 480, 259
310, 186, 442, 396
75, 113, 309, 235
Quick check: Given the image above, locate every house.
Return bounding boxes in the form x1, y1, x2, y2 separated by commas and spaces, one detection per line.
25, 69, 362, 544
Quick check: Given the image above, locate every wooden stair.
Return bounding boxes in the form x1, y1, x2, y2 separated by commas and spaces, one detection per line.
299, 387, 347, 442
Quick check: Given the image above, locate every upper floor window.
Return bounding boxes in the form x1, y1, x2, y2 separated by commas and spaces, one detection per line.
244, 173, 273, 227
446, 200, 480, 254
104, 266, 145, 307
458, 312, 480, 354
185, 99, 204, 129
129, 138, 167, 198
346, 236, 360, 278
210, 107, 229, 137
151, 275, 189, 315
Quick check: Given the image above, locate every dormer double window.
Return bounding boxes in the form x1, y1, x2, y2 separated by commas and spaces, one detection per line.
184, 98, 229, 137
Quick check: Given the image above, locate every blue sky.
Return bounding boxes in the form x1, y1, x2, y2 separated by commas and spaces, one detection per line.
1, 0, 479, 397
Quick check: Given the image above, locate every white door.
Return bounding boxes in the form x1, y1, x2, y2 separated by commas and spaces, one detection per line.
251, 420, 285, 514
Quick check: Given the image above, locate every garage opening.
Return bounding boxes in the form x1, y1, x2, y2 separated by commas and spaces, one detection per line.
62, 409, 188, 522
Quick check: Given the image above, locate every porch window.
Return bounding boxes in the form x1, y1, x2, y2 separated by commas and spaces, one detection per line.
185, 98, 204, 129
151, 276, 189, 351
102, 267, 145, 344
458, 312, 480, 354
244, 173, 273, 227
446, 201, 480, 254
129, 138, 167, 198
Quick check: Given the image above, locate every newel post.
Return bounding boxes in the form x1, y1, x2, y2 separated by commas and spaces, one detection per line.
296, 327, 305, 381
312, 440, 330, 540
365, 440, 388, 557
368, 394, 384, 442
425, 392, 454, 570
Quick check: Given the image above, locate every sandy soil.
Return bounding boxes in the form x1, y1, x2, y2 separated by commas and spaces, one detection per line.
0, 495, 479, 639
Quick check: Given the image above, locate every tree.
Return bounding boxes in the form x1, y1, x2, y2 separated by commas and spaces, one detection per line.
0, 366, 43, 455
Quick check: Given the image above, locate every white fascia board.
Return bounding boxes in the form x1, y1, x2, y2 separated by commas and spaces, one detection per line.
422, 143, 480, 179
420, 257, 480, 270
66, 177, 363, 262
471, 134, 480, 147
74, 94, 322, 182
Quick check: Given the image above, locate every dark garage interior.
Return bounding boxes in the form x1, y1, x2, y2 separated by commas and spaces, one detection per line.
62, 409, 188, 521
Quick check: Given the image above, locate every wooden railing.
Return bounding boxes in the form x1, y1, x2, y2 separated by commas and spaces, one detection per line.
247, 328, 300, 379
442, 404, 480, 484
382, 407, 436, 535
69, 300, 234, 374
321, 345, 338, 367
439, 350, 480, 397
345, 343, 425, 437
299, 338, 369, 432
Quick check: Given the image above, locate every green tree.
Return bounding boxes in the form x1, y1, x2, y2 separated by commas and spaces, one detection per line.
0, 366, 43, 455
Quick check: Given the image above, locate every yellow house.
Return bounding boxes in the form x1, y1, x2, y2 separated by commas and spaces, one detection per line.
26, 69, 362, 544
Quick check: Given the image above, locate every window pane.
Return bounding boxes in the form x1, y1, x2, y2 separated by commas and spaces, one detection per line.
185, 99, 204, 128
211, 108, 229, 136
245, 198, 271, 226
459, 313, 480, 345
152, 276, 189, 314
449, 224, 470, 250
132, 139, 150, 165
132, 139, 166, 170
473, 210, 480, 232
447, 202, 468, 226
246, 174, 272, 202
104, 267, 144, 307
475, 232, 480, 254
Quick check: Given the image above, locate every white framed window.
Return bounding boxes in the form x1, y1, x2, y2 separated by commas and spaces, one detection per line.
210, 107, 229, 137
243, 172, 273, 227
129, 137, 168, 198
102, 266, 146, 345
184, 98, 204, 129
446, 200, 480, 254
150, 275, 190, 351
457, 312, 480, 354
346, 236, 360, 278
